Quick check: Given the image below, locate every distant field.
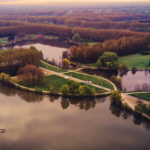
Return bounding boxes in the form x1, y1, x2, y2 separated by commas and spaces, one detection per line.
0, 34, 59, 46
130, 93, 150, 101
118, 53, 150, 69
72, 53, 150, 69
0, 37, 9, 45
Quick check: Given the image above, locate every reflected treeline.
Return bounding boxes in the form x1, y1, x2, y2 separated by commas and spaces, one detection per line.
134, 83, 150, 91
4, 39, 78, 50
48, 95, 107, 111
1, 83, 150, 131
0, 83, 45, 103
0, 83, 106, 110
110, 104, 150, 132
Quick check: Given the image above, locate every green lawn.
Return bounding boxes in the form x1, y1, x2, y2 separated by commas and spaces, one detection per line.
0, 37, 10, 45
63, 72, 114, 90
17, 75, 105, 93
40, 61, 67, 73
130, 93, 150, 101
135, 104, 150, 116
0, 50, 4, 53
118, 53, 150, 69
72, 53, 150, 69
0, 34, 59, 46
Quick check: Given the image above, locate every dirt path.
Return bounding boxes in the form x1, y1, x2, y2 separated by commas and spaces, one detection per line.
40, 67, 112, 92
122, 93, 150, 110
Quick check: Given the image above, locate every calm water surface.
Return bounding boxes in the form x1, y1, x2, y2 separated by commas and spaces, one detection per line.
14, 43, 67, 63
0, 83, 150, 150
83, 69, 150, 92
120, 70, 150, 92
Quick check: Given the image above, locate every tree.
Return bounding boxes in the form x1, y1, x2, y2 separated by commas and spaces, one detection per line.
83, 85, 92, 95
110, 90, 122, 106
17, 65, 45, 86
62, 58, 70, 69
99, 52, 119, 66
0, 72, 10, 83
91, 88, 96, 96
60, 85, 69, 96
72, 33, 81, 42
119, 63, 129, 71
78, 85, 84, 96
106, 62, 112, 69
96, 60, 102, 69
29, 46, 37, 50
69, 81, 80, 94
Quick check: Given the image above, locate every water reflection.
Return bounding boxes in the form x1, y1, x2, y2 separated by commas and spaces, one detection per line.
83, 69, 150, 92
0, 84, 150, 149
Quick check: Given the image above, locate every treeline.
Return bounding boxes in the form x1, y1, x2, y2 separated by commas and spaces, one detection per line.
70, 36, 147, 63
0, 15, 69, 24
72, 27, 150, 44
0, 20, 25, 27
0, 48, 41, 75
0, 23, 150, 44
0, 24, 72, 37
81, 20, 150, 32
0, 10, 67, 16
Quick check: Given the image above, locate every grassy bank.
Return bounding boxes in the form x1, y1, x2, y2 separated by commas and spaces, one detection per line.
16, 75, 106, 93
71, 53, 150, 69
135, 104, 150, 116
40, 61, 67, 73
63, 72, 114, 90
130, 93, 150, 101
118, 53, 150, 69
0, 34, 59, 46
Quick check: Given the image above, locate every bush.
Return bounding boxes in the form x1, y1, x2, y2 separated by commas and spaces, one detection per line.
141, 51, 150, 55
110, 90, 122, 106
72, 34, 81, 42
60, 85, 69, 96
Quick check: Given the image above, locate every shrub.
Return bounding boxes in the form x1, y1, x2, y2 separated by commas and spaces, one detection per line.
110, 90, 122, 106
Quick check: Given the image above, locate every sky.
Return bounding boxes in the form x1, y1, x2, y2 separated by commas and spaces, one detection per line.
0, 0, 149, 4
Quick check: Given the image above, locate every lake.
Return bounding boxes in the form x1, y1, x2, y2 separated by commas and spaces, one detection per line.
83, 69, 150, 92
3, 39, 77, 64
0, 83, 150, 150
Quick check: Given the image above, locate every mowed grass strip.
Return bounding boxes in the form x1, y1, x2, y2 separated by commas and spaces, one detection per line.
40, 61, 67, 73
63, 72, 114, 90
17, 75, 69, 92
130, 93, 150, 101
17, 75, 104, 93
118, 53, 150, 69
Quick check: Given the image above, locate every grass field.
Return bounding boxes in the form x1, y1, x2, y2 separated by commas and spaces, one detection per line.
0, 37, 10, 46
63, 72, 114, 90
17, 75, 105, 93
118, 53, 150, 69
40, 61, 67, 73
0, 50, 4, 53
135, 104, 150, 116
130, 93, 150, 101
0, 34, 59, 46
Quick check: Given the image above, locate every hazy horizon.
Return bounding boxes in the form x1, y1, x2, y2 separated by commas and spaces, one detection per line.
0, 0, 150, 5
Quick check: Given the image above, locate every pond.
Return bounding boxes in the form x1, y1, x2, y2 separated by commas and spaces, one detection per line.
83, 69, 150, 92
3, 39, 77, 65
0, 83, 150, 150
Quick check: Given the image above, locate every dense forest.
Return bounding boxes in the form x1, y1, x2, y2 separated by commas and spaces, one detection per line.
0, 48, 41, 75
0, 9, 150, 64
70, 36, 147, 63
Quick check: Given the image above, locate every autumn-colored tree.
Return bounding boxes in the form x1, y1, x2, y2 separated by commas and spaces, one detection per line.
62, 58, 70, 69
17, 65, 45, 86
